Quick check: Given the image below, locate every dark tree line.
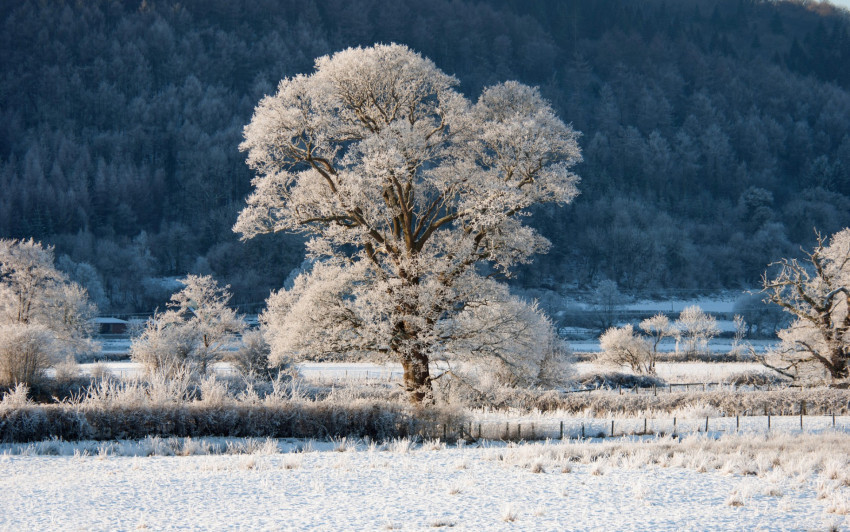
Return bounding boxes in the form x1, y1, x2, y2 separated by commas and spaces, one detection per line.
1, 0, 850, 311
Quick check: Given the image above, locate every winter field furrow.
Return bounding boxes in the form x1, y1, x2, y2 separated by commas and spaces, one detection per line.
1, 433, 848, 531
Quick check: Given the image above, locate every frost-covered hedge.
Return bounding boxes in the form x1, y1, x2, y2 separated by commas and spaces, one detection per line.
550, 388, 850, 416
0, 379, 462, 443
0, 401, 458, 442
0, 402, 461, 443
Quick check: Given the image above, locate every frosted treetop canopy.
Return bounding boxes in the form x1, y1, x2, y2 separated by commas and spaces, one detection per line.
235, 43, 581, 250
235, 43, 582, 402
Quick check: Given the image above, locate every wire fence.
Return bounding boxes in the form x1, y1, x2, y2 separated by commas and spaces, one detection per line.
421, 412, 850, 442
567, 382, 816, 395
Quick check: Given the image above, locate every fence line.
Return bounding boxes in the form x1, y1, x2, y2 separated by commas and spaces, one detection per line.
418, 412, 850, 443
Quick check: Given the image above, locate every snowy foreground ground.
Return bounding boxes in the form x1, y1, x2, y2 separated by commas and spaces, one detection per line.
2, 434, 849, 531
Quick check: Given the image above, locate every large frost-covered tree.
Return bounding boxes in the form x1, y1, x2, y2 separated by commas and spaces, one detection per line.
762, 229, 850, 382
235, 44, 581, 402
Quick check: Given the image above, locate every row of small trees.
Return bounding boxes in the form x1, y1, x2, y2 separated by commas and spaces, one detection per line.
0, 238, 278, 387
597, 229, 850, 385
597, 306, 721, 375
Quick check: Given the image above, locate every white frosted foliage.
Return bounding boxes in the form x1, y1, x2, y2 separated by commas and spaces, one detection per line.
0, 238, 97, 385
675, 305, 720, 357
237, 44, 581, 401
131, 275, 245, 377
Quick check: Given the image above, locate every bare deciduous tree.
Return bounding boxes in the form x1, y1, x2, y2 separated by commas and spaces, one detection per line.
762, 229, 850, 382
639, 313, 675, 373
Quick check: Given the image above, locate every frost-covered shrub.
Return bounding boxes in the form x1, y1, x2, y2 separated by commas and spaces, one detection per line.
675, 305, 720, 357
130, 275, 245, 377
723, 371, 787, 387
446, 293, 574, 390
597, 325, 653, 374
88, 363, 114, 382
0, 383, 32, 409
227, 329, 291, 380
0, 323, 57, 387
578, 372, 666, 390
52, 355, 80, 383
596, 315, 674, 375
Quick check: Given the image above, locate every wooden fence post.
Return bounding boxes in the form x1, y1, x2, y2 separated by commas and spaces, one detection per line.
560, 421, 564, 440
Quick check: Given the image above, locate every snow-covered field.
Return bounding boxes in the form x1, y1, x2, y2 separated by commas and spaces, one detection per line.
78, 360, 775, 385
1, 433, 848, 530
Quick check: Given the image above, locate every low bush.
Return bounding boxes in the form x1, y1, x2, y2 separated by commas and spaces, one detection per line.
578, 372, 667, 390
723, 371, 788, 387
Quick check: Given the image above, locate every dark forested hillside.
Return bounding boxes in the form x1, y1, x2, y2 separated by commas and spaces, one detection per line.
2, 0, 850, 311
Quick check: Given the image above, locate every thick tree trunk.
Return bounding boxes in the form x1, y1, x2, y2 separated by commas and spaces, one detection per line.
828, 347, 848, 380
400, 350, 433, 404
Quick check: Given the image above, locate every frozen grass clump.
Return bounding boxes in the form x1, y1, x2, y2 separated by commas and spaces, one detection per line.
0, 383, 31, 409
499, 503, 518, 522
577, 372, 666, 390
388, 437, 413, 454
